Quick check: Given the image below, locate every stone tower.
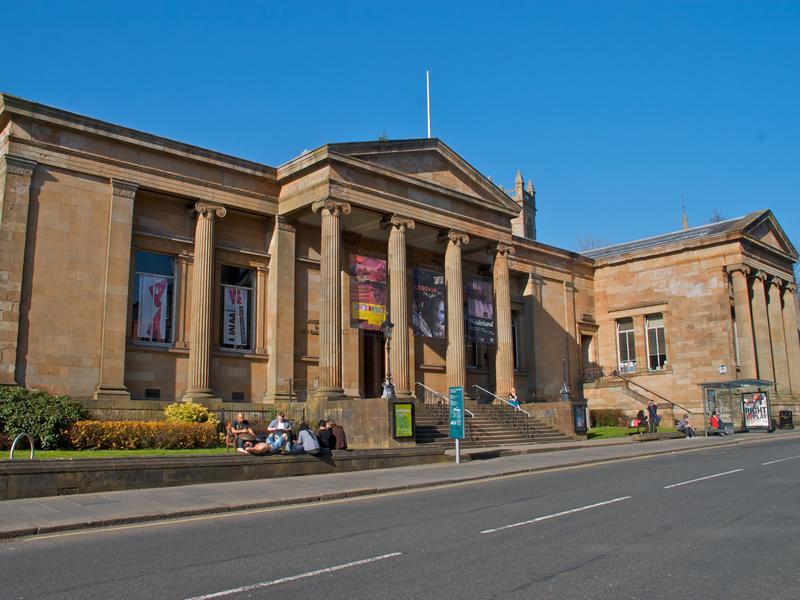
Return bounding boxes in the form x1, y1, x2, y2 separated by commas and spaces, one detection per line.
510, 170, 537, 240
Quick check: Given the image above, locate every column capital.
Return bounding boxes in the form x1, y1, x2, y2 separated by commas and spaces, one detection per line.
195, 201, 226, 218
488, 241, 515, 257
380, 214, 416, 232
275, 214, 296, 233
111, 179, 138, 199
312, 198, 351, 217
3, 155, 36, 178
753, 270, 770, 282
725, 263, 751, 277
439, 229, 470, 247
564, 280, 576, 291
784, 282, 797, 295
767, 276, 786, 290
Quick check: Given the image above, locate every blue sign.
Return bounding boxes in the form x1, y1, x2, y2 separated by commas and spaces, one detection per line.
449, 386, 465, 439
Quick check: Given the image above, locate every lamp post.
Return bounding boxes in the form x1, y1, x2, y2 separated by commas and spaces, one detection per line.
381, 315, 396, 398
560, 358, 571, 402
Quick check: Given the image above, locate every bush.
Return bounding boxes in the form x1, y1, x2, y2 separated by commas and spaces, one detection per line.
589, 408, 627, 428
68, 420, 220, 450
164, 400, 218, 426
0, 386, 86, 449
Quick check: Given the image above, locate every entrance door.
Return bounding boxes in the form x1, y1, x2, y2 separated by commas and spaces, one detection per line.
361, 332, 385, 398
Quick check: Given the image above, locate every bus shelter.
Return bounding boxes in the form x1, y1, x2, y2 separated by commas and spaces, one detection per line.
698, 379, 775, 436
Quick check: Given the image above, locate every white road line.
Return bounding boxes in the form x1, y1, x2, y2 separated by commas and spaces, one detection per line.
184, 552, 402, 600
663, 469, 743, 489
762, 455, 800, 466
480, 496, 632, 535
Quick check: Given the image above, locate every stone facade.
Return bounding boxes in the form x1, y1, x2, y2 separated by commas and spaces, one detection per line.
1, 94, 797, 443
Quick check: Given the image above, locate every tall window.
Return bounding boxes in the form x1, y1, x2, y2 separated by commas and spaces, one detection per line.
132, 251, 175, 344
616, 318, 636, 373
220, 265, 254, 350
646, 313, 667, 370
511, 311, 519, 371
467, 341, 479, 368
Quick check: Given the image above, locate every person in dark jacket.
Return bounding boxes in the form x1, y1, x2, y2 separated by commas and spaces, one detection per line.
328, 419, 347, 450
317, 419, 334, 450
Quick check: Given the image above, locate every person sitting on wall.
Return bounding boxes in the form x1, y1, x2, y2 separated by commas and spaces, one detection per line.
317, 419, 334, 450
678, 414, 696, 438
289, 423, 321, 455
508, 387, 520, 410
268, 412, 294, 451
228, 413, 255, 449
709, 411, 727, 436
328, 419, 348, 450
631, 409, 646, 428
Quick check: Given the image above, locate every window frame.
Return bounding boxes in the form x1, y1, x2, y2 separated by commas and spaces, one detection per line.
645, 313, 667, 371
131, 251, 177, 346
219, 264, 256, 352
616, 317, 636, 373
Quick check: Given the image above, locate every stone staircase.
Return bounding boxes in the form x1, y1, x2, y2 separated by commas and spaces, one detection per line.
414, 401, 573, 448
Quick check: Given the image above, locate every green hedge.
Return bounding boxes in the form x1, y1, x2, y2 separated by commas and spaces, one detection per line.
0, 386, 86, 449
69, 420, 221, 449
589, 408, 627, 428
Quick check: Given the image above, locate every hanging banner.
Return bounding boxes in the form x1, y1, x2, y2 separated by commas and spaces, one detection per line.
742, 392, 769, 428
412, 267, 445, 339
223, 286, 249, 346
466, 277, 495, 344
349, 255, 387, 330
137, 274, 169, 342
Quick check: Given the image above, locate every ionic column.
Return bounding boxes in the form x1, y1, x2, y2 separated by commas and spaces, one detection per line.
0, 155, 36, 385
492, 242, 515, 398
183, 202, 226, 401
387, 215, 415, 397
781, 283, 800, 394
767, 278, 791, 395
444, 230, 469, 391
750, 271, 775, 383
264, 216, 296, 402
94, 179, 137, 401
312, 199, 350, 400
729, 266, 757, 378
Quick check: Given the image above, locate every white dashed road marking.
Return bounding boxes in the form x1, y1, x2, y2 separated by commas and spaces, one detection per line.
480, 496, 632, 534
664, 469, 743, 489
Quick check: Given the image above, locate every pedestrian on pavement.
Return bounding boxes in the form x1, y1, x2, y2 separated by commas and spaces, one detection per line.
647, 400, 659, 433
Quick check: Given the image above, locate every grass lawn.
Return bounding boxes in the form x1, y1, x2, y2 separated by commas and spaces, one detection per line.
2, 447, 230, 461
588, 426, 676, 440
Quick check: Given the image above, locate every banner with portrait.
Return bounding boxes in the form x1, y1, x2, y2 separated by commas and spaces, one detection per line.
137, 274, 169, 342
742, 392, 770, 428
466, 277, 495, 344
222, 285, 249, 347
349, 255, 387, 330
412, 267, 445, 339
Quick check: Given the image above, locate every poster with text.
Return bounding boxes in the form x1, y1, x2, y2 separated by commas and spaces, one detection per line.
223, 286, 249, 347
466, 277, 495, 344
743, 392, 770, 428
349, 255, 387, 330
137, 274, 169, 342
412, 267, 445, 339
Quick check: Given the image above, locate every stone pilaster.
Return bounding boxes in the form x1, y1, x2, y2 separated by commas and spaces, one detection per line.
174, 252, 191, 349
563, 280, 577, 387
444, 230, 469, 391
781, 283, 800, 395
750, 271, 775, 383
767, 278, 791, 395
728, 266, 757, 378
94, 179, 137, 401
0, 155, 36, 385
492, 242, 515, 398
528, 274, 544, 399
183, 202, 226, 401
387, 215, 415, 397
312, 199, 351, 401
264, 216, 296, 402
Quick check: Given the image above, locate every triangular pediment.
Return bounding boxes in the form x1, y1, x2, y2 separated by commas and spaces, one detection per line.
328, 139, 520, 215
742, 210, 798, 259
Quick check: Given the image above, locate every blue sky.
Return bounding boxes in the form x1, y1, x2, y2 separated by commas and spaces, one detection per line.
3, 0, 798, 253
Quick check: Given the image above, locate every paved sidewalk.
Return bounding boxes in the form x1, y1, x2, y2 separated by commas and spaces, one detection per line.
1, 431, 796, 540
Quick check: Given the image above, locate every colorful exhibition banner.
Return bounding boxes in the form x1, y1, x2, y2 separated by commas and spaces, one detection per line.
742, 392, 770, 428
222, 285, 249, 347
466, 277, 495, 343
412, 267, 445, 339
137, 274, 169, 342
349, 255, 387, 330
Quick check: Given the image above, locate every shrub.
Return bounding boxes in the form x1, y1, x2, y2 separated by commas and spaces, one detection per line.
0, 386, 86, 449
68, 420, 220, 450
164, 400, 218, 426
589, 408, 627, 428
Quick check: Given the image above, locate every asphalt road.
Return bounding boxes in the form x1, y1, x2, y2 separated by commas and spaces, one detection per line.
2, 437, 798, 600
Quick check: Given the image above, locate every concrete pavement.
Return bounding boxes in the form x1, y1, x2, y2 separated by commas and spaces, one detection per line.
1, 430, 797, 540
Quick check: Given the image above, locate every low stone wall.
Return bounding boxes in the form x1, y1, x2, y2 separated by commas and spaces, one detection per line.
0, 447, 446, 501
528, 401, 586, 440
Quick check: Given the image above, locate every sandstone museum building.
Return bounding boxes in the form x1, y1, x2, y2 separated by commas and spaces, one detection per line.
1, 94, 798, 443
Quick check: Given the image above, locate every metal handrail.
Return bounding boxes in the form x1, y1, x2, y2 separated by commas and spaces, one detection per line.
9, 432, 35, 460
414, 382, 473, 417
612, 370, 697, 415
472, 384, 531, 417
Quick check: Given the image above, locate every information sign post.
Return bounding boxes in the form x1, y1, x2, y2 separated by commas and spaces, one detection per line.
449, 386, 465, 464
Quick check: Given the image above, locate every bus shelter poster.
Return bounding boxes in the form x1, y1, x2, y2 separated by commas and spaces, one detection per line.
349, 255, 387, 330
466, 277, 495, 344
742, 392, 770, 428
412, 267, 445, 339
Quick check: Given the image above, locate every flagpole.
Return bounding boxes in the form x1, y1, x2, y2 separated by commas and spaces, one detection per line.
426, 70, 431, 139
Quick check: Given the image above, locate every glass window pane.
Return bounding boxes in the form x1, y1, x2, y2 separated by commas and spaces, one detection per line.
135, 251, 174, 276
222, 265, 253, 287
132, 253, 175, 344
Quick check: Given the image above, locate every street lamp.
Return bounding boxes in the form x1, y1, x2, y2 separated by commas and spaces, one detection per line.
559, 358, 571, 402
381, 314, 396, 398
